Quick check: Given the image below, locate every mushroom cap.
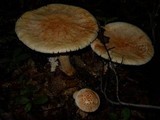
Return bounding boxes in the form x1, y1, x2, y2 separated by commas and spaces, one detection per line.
91, 22, 154, 65
15, 4, 98, 54
73, 88, 100, 112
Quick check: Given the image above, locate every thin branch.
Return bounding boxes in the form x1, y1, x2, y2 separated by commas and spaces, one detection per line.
98, 24, 160, 110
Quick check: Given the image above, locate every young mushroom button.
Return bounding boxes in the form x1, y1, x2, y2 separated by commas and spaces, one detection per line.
73, 88, 100, 112
15, 4, 98, 76
91, 22, 154, 65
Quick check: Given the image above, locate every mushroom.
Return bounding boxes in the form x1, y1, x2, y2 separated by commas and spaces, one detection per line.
91, 22, 154, 65
73, 88, 100, 112
15, 4, 98, 76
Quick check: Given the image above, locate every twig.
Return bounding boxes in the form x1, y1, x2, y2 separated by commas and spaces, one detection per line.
98, 24, 160, 110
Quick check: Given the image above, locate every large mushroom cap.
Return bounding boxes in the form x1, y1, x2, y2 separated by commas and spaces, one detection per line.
15, 4, 98, 54
91, 22, 154, 65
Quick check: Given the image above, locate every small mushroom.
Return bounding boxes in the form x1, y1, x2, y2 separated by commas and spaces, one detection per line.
73, 88, 100, 112
15, 4, 98, 76
91, 22, 154, 65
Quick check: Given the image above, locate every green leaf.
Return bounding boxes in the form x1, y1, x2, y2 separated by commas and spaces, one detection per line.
20, 87, 34, 96
20, 88, 31, 96
33, 95, 48, 105
24, 103, 32, 112
16, 96, 30, 105
20, 85, 37, 96
121, 108, 131, 120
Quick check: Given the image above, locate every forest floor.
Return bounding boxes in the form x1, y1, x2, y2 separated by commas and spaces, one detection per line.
1, 47, 160, 120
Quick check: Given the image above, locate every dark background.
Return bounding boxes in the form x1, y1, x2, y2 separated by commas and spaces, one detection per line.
0, 0, 160, 119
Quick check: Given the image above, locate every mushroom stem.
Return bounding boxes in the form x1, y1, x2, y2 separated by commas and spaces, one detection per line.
58, 55, 75, 76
